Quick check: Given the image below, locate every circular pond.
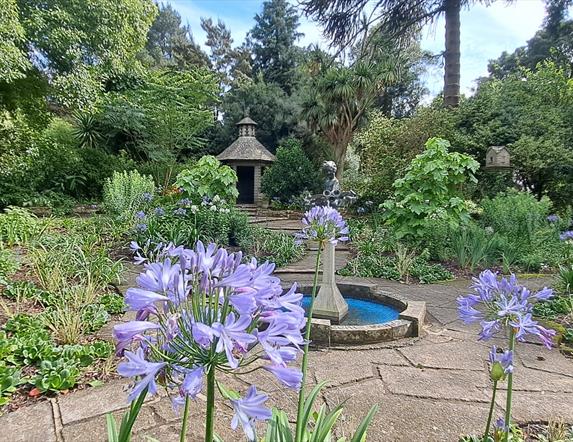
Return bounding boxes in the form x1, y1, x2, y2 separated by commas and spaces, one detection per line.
302, 296, 399, 326
297, 282, 426, 345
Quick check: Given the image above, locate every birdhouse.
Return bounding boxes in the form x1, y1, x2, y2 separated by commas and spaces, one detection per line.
485, 145, 511, 170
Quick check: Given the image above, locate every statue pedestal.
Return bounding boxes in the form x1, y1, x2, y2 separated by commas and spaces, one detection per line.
312, 242, 348, 323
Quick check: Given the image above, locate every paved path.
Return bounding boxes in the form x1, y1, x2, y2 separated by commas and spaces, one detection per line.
2, 216, 572, 441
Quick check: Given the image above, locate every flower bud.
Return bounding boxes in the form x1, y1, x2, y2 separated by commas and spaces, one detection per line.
490, 361, 506, 381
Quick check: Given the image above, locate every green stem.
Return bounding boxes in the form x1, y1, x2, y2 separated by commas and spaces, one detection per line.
205, 366, 216, 442
484, 380, 498, 439
179, 395, 191, 442
503, 329, 516, 442
295, 244, 323, 442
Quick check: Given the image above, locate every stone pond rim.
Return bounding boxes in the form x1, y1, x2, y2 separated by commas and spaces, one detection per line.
296, 281, 426, 346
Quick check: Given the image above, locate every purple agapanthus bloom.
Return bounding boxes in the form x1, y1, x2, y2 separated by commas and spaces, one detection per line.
547, 214, 559, 223
136, 210, 146, 219
488, 346, 514, 376
154, 207, 165, 217
142, 192, 153, 202
136, 223, 148, 232
264, 365, 302, 390
457, 270, 555, 347
113, 241, 304, 439
178, 198, 191, 206
230, 386, 272, 441
117, 348, 165, 401
173, 208, 187, 216
296, 206, 349, 245
560, 230, 573, 241
113, 321, 160, 355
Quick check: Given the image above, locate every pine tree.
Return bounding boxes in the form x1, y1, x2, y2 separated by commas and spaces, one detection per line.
248, 0, 303, 94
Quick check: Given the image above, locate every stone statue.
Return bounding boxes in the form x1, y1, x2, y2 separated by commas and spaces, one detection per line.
303, 161, 356, 209
323, 161, 340, 195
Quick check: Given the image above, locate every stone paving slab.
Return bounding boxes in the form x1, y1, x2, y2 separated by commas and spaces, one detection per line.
495, 391, 573, 423
398, 340, 490, 371
57, 380, 149, 425
0, 401, 56, 442
378, 365, 490, 402
323, 379, 489, 442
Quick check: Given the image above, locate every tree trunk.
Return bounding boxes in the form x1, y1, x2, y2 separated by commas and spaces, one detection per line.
334, 143, 346, 182
443, 0, 461, 107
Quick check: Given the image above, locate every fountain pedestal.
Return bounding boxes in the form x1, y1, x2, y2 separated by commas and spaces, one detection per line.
311, 242, 348, 323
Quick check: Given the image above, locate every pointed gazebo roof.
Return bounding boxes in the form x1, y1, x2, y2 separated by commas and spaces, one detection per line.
217, 117, 276, 163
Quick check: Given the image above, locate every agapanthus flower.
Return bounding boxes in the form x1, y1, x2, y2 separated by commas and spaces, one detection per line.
173, 208, 187, 216
135, 210, 146, 219
135, 223, 147, 233
142, 192, 153, 202
296, 206, 349, 245
178, 198, 191, 206
230, 386, 271, 441
547, 214, 559, 223
154, 207, 165, 217
488, 346, 513, 380
560, 230, 573, 241
113, 241, 304, 439
117, 348, 165, 401
457, 270, 555, 347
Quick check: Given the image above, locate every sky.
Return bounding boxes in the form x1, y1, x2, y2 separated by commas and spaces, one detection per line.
170, 0, 555, 97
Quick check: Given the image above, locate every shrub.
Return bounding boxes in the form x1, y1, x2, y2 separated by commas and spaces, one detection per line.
132, 197, 249, 253
236, 226, 305, 267
0, 206, 40, 246
102, 170, 155, 219
175, 155, 238, 204
261, 139, 320, 203
382, 137, 480, 238
479, 190, 552, 245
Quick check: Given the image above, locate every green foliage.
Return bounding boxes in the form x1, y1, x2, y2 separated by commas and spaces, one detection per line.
557, 265, 573, 296
382, 137, 479, 238
175, 156, 238, 204
236, 226, 305, 268
0, 0, 31, 83
249, 0, 303, 93
351, 108, 457, 204
339, 227, 452, 283
32, 359, 81, 393
0, 207, 40, 246
261, 138, 320, 202
81, 304, 110, 333
97, 68, 219, 161
0, 363, 22, 405
264, 382, 378, 441
133, 199, 248, 251
103, 170, 155, 219
533, 295, 573, 319
0, 248, 19, 282
14, 0, 157, 108
100, 293, 127, 315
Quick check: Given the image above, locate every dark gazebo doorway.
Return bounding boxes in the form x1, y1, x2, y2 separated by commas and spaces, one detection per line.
236, 166, 255, 204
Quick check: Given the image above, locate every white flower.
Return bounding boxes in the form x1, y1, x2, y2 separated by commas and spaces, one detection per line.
213, 195, 221, 202
210, 205, 217, 212
190, 205, 198, 214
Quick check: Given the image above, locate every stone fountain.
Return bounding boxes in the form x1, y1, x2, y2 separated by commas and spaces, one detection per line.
305, 161, 356, 323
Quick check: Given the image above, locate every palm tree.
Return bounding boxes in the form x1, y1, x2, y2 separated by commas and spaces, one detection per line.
302, 0, 494, 107
302, 59, 396, 179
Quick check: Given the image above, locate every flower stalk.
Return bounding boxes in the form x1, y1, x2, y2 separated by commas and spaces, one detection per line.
503, 329, 516, 442
484, 379, 498, 439
295, 243, 323, 442
205, 366, 216, 442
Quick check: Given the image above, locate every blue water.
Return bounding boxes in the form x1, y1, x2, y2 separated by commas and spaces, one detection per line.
302, 296, 399, 325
